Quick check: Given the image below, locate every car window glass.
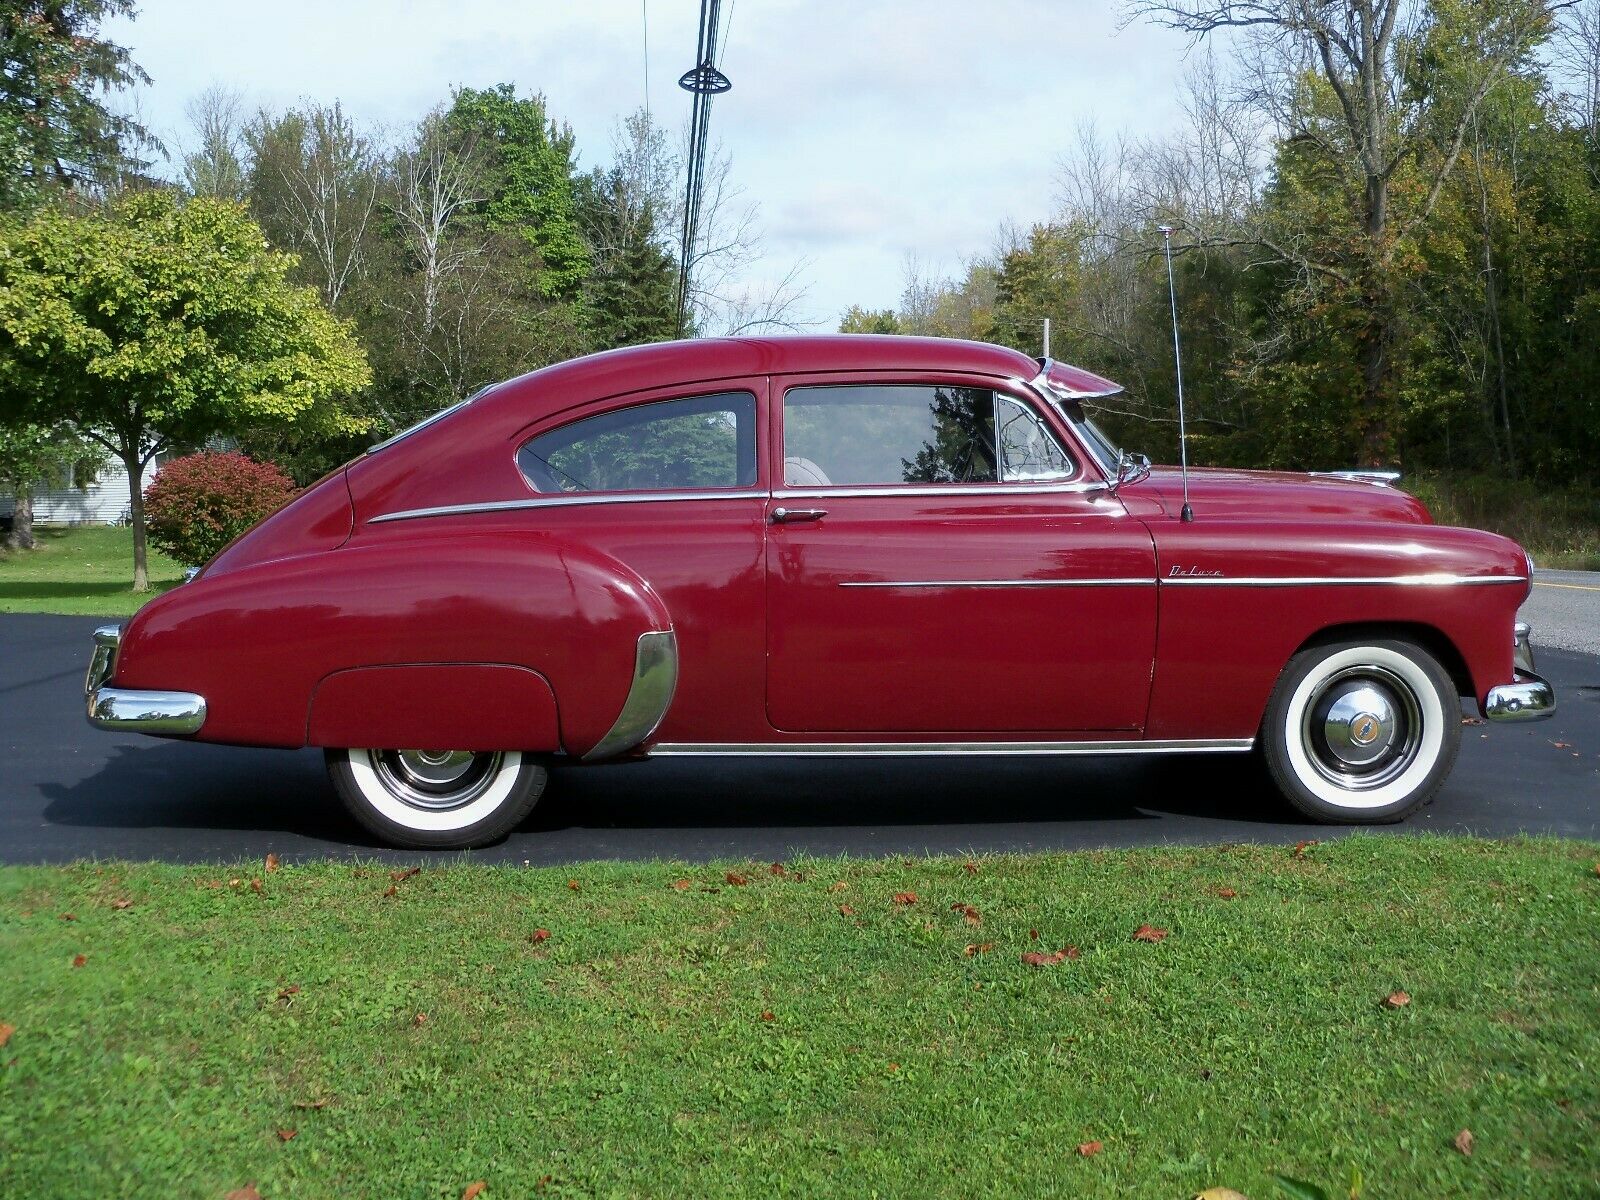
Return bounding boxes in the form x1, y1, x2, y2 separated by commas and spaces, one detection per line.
518, 391, 757, 493
783, 385, 998, 486
996, 394, 1075, 482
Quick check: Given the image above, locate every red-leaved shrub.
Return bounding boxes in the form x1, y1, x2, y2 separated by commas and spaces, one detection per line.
144, 452, 297, 566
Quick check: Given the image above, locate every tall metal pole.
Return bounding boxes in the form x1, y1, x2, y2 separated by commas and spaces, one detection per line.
1159, 225, 1194, 523
1042, 316, 1051, 359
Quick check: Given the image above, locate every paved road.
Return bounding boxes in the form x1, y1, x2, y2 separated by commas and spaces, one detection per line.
2, 613, 1595, 865
1526, 569, 1600, 657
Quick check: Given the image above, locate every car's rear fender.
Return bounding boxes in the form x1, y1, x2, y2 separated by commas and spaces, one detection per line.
112, 530, 673, 755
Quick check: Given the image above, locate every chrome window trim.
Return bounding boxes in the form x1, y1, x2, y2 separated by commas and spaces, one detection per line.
772, 480, 1110, 501
370, 489, 767, 525
650, 738, 1254, 757
583, 629, 679, 762
1160, 574, 1527, 588
839, 578, 1154, 589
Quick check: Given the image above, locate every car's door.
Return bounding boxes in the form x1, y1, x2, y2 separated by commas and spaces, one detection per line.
764, 373, 1158, 734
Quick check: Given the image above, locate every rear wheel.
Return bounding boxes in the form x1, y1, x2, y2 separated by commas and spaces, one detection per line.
326, 748, 547, 849
1261, 638, 1460, 823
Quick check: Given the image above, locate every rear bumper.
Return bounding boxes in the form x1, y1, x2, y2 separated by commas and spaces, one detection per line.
84, 624, 207, 737
1483, 622, 1556, 723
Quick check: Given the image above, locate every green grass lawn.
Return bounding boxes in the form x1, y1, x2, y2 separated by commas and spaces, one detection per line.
1, 838, 1596, 1198
0, 525, 185, 615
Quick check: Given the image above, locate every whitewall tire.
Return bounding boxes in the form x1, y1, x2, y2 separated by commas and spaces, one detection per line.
1261, 638, 1460, 823
326, 748, 548, 849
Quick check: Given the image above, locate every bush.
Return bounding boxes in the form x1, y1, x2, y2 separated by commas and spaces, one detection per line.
143, 452, 297, 567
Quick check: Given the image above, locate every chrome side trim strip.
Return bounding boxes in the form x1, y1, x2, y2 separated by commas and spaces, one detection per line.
1308, 469, 1402, 486
583, 630, 680, 761
87, 687, 207, 736
773, 481, 1110, 501
839, 578, 1155, 589
371, 489, 766, 524
1160, 574, 1527, 588
649, 738, 1254, 758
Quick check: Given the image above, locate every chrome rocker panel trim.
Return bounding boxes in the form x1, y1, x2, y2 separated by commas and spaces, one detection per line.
583, 629, 680, 761
650, 738, 1254, 758
84, 623, 208, 736
839, 578, 1154, 589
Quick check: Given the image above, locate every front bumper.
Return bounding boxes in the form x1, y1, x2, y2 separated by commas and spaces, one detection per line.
84, 625, 207, 736
1483, 622, 1556, 723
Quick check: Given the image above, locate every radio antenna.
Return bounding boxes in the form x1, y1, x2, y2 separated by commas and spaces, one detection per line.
1158, 225, 1194, 523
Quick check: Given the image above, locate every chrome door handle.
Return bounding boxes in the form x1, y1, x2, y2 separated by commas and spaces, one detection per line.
770, 507, 828, 524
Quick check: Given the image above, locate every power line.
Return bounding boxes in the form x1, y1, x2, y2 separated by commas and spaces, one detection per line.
675, 0, 732, 337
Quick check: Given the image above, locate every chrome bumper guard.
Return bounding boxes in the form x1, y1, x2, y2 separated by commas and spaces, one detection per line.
1484, 622, 1556, 723
84, 624, 207, 736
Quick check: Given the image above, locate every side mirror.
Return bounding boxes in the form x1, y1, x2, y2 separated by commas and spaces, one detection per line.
1111, 451, 1150, 494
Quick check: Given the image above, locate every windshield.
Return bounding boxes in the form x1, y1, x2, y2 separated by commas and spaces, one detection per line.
1060, 402, 1123, 477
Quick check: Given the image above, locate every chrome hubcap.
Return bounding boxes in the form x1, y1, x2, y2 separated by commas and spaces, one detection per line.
1302, 667, 1422, 791
372, 750, 502, 810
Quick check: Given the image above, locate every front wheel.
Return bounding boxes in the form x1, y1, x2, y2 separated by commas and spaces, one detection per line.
1261, 638, 1461, 824
326, 749, 548, 849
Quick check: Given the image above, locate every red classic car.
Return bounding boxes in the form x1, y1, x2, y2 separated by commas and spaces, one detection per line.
84, 335, 1555, 848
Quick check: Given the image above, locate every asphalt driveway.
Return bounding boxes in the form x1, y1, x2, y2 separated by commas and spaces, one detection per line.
3, 606, 1595, 864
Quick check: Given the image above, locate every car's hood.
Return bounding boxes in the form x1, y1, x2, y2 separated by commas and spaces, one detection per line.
1134, 466, 1433, 524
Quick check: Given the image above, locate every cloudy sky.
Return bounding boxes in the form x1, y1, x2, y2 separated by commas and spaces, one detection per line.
108, 0, 1198, 330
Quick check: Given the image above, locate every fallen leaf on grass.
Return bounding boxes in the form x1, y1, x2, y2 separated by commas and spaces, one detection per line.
963, 942, 993, 956
382, 885, 398, 899
962, 861, 979, 875
1216, 887, 1238, 900
390, 867, 420, 882
1193, 1190, 1251, 1199
462, 1183, 486, 1200
725, 872, 748, 886
265, 853, 280, 873
760, 1010, 775, 1021
291, 1097, 329, 1110
71, 954, 86, 968
769, 862, 787, 877
827, 881, 848, 893
892, 892, 917, 906
1454, 1128, 1474, 1156
1029, 928, 1039, 940
1022, 950, 1068, 967
1292, 840, 1318, 858
250, 878, 264, 894
110, 898, 132, 910
1064, 945, 1081, 959
276, 1128, 297, 1142
412, 1012, 427, 1027
59, 913, 75, 921
1077, 1140, 1102, 1157
566, 879, 580, 891
886, 1062, 899, 1071
950, 903, 981, 925
838, 904, 856, 916
276, 985, 300, 1002
670, 879, 692, 891
1383, 990, 1411, 1009
225, 1186, 263, 1200
1133, 924, 1169, 943
529, 929, 550, 943
0, 1023, 13, 1048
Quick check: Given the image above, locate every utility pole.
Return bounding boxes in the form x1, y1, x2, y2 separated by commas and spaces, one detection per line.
1042, 316, 1051, 359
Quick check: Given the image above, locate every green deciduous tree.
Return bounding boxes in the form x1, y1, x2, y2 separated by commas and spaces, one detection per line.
0, 191, 371, 588
0, 422, 104, 549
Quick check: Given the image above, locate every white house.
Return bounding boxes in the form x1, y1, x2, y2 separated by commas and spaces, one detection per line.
0, 456, 164, 525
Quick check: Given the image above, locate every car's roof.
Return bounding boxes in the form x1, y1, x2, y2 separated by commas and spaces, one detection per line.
487, 335, 1045, 407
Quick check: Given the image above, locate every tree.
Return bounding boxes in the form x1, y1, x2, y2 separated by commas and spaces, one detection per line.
182, 85, 248, 201
0, 191, 371, 589
0, 0, 152, 212
0, 423, 104, 549
1128, 0, 1565, 463
838, 306, 904, 333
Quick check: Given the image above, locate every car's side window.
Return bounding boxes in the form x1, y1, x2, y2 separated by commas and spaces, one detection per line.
781, 385, 1075, 487
783, 385, 998, 486
996, 394, 1075, 482
518, 391, 757, 494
